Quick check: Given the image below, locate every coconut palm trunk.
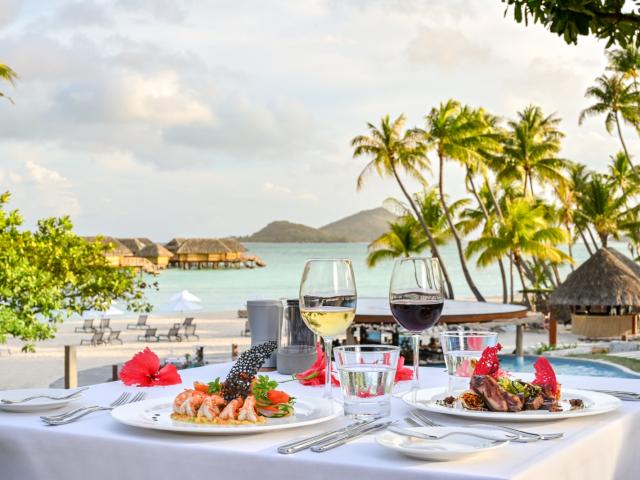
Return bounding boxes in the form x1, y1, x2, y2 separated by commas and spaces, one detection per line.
578, 230, 594, 256
512, 252, 532, 309
389, 163, 455, 299
586, 226, 600, 251
614, 113, 634, 168
467, 171, 508, 303
509, 254, 515, 303
438, 154, 485, 301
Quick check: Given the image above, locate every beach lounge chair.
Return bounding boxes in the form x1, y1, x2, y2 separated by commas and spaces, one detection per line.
127, 315, 150, 330
158, 326, 182, 342
80, 331, 104, 346
183, 325, 199, 341
104, 330, 123, 345
240, 320, 250, 337
174, 317, 196, 329
98, 318, 111, 331
138, 328, 158, 342
75, 319, 95, 333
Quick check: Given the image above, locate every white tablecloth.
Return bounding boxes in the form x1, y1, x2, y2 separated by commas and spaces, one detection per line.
1, 364, 639, 480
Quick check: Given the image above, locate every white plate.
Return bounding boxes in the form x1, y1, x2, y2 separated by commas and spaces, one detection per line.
376, 426, 509, 461
111, 397, 343, 434
402, 387, 621, 422
0, 388, 84, 413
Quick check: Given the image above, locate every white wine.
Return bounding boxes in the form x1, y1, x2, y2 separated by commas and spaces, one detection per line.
300, 306, 356, 337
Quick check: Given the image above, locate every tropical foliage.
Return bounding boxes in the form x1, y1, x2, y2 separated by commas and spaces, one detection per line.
0, 192, 153, 351
0, 62, 17, 103
353, 46, 640, 307
501, 0, 640, 47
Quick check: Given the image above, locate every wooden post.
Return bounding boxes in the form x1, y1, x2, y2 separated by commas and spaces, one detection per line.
549, 315, 557, 346
112, 365, 119, 381
515, 324, 524, 357
64, 345, 78, 389
231, 343, 238, 360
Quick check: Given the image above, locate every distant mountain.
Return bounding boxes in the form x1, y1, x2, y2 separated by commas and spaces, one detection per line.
241, 207, 397, 243
320, 207, 397, 242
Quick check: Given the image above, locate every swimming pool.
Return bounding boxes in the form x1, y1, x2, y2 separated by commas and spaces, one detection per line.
497, 355, 640, 378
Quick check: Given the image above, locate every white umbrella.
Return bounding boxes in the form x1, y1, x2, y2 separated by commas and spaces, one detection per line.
165, 298, 203, 312
169, 289, 202, 303
83, 302, 124, 318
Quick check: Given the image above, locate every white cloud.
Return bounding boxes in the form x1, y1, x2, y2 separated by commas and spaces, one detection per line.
24, 160, 70, 186
263, 182, 292, 195
407, 26, 493, 68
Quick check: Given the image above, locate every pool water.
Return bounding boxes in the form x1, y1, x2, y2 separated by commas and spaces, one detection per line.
497, 355, 640, 379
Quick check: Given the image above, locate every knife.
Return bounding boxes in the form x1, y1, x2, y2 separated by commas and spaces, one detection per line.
277, 418, 377, 454
310, 420, 395, 453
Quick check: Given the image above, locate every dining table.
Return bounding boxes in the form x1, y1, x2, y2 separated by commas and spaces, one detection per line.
1, 361, 639, 480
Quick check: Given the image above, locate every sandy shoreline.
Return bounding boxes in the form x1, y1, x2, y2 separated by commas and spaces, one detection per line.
0, 309, 577, 390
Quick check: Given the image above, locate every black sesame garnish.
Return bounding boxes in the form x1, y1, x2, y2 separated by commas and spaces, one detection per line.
222, 341, 277, 401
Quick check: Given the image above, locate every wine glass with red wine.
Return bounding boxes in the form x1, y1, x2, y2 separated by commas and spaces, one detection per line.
389, 257, 445, 392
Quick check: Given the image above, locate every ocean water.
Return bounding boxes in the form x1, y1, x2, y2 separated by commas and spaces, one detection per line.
140, 241, 627, 313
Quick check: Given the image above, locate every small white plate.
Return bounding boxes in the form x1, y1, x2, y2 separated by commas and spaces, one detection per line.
0, 388, 84, 413
111, 397, 343, 434
402, 387, 621, 422
376, 426, 509, 461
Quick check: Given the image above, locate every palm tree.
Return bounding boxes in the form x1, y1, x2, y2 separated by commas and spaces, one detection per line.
421, 100, 500, 302
500, 105, 567, 196
577, 173, 640, 247
466, 197, 571, 308
579, 74, 640, 167
0, 62, 18, 104
607, 46, 640, 91
608, 151, 638, 196
352, 114, 455, 297
366, 216, 428, 267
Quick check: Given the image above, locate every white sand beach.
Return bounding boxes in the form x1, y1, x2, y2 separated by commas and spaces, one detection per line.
0, 312, 578, 390
0, 313, 251, 390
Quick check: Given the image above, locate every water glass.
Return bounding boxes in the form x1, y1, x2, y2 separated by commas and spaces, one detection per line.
334, 345, 399, 418
277, 299, 316, 375
440, 330, 498, 393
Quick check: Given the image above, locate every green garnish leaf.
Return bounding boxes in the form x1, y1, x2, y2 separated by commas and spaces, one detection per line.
252, 374, 278, 403
208, 377, 222, 394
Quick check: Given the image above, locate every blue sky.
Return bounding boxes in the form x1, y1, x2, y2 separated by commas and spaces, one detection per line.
0, 0, 635, 240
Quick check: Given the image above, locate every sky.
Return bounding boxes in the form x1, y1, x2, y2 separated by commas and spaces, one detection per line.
0, 0, 637, 241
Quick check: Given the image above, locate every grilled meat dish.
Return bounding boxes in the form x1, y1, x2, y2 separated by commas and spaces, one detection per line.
470, 375, 523, 412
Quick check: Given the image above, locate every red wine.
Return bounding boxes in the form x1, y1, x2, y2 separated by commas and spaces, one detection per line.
390, 299, 444, 333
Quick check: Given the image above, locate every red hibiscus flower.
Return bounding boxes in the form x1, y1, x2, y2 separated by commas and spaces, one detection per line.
394, 356, 413, 382
295, 343, 339, 386
119, 347, 182, 387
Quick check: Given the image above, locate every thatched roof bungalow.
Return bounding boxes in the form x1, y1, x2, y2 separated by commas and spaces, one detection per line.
549, 248, 640, 338
138, 243, 174, 268
83, 236, 133, 266
166, 238, 258, 268
118, 237, 153, 255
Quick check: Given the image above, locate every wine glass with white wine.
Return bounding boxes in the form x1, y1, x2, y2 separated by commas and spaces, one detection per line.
299, 259, 357, 399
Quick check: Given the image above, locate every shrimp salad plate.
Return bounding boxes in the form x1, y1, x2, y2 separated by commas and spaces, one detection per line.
111, 342, 342, 434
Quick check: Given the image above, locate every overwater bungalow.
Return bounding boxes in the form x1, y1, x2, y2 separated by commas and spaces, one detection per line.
549, 248, 640, 339
83, 236, 133, 266
117, 237, 153, 255
165, 238, 264, 269
137, 243, 174, 268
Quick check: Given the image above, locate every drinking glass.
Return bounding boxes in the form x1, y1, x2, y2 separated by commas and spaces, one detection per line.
299, 259, 357, 399
440, 330, 498, 393
389, 257, 445, 392
334, 345, 399, 418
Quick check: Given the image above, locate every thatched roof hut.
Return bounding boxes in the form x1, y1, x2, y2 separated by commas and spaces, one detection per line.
221, 237, 248, 253
549, 248, 640, 308
174, 238, 231, 254
549, 248, 640, 338
83, 236, 133, 257
164, 238, 186, 253
118, 237, 153, 255
138, 243, 174, 258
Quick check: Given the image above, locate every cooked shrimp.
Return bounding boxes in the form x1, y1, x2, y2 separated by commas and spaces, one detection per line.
197, 395, 221, 420
173, 390, 207, 416
237, 395, 259, 422
219, 398, 243, 420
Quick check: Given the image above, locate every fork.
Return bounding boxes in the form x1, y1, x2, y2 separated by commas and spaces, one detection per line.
41, 392, 132, 422
1, 387, 89, 404
411, 410, 564, 441
42, 392, 145, 426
